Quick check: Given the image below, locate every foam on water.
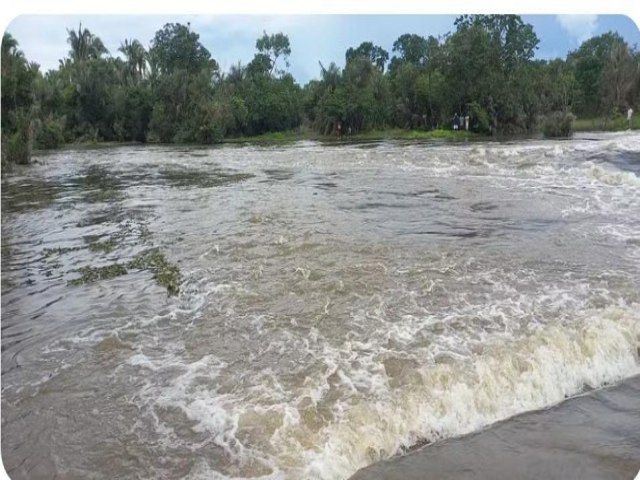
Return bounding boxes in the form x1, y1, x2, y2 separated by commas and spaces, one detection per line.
124, 304, 639, 480
300, 306, 639, 479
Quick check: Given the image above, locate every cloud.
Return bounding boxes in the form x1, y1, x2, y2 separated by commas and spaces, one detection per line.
556, 15, 598, 44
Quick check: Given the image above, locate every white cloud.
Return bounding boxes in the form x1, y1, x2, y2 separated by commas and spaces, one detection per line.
556, 15, 598, 44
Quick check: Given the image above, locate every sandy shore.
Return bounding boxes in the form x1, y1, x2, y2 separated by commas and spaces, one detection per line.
350, 375, 640, 480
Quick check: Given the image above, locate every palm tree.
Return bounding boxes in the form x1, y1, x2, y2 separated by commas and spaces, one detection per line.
66, 23, 108, 63
2, 32, 20, 58
118, 38, 147, 82
227, 61, 246, 85
319, 61, 342, 92
2, 33, 25, 74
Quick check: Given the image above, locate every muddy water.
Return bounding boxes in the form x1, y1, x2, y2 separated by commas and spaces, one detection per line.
2, 133, 640, 479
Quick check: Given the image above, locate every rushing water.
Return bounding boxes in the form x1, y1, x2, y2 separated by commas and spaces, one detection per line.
2, 133, 640, 479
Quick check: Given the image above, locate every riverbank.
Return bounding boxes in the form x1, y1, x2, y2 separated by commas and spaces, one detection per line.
18, 119, 639, 157
349, 375, 640, 480
574, 115, 640, 132
221, 128, 477, 145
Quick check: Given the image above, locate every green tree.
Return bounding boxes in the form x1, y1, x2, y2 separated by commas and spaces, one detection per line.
147, 23, 221, 143
2, 33, 40, 166
391, 34, 428, 66
119, 39, 147, 83
255, 31, 291, 76
148, 23, 218, 76
568, 32, 636, 117
66, 23, 108, 63
345, 41, 389, 72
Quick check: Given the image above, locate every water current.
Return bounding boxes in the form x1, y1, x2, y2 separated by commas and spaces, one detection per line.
2, 133, 640, 479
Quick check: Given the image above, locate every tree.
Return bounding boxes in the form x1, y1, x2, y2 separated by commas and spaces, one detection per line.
601, 40, 637, 114
345, 41, 389, 72
66, 23, 108, 63
148, 23, 218, 76
567, 32, 638, 117
2, 33, 40, 166
454, 15, 539, 70
119, 39, 147, 82
255, 31, 291, 76
392, 34, 428, 65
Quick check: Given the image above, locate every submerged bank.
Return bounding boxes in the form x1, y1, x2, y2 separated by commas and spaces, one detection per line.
350, 375, 640, 480
25, 123, 637, 156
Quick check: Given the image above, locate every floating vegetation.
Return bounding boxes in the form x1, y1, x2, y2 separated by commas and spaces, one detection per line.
126, 248, 181, 296
68, 248, 181, 295
160, 167, 254, 188
68, 263, 128, 285
87, 238, 117, 254
1, 179, 61, 212
83, 188, 125, 203
67, 165, 126, 204
71, 165, 119, 190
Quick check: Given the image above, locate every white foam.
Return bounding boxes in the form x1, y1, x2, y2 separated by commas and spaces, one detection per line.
589, 165, 640, 187
301, 306, 640, 479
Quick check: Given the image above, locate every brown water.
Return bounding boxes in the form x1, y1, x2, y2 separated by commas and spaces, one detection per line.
2, 133, 640, 479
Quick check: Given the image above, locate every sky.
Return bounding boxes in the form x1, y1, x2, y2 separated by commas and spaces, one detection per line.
5, 14, 640, 84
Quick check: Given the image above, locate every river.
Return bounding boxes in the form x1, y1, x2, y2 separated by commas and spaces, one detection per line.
2, 133, 639, 479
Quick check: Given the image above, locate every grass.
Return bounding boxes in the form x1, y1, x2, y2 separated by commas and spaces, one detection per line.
573, 115, 640, 132
349, 128, 476, 141
223, 128, 477, 145
223, 130, 315, 144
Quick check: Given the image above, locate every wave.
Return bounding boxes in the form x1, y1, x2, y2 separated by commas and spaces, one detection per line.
126, 304, 640, 479
302, 305, 639, 479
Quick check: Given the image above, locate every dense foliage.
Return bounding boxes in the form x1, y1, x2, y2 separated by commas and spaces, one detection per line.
2, 16, 640, 166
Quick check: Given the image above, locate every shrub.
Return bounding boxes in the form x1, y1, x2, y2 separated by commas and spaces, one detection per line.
35, 116, 65, 149
542, 111, 576, 138
1, 132, 29, 166
467, 101, 491, 134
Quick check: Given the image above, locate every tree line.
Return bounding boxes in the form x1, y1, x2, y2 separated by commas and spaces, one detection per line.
2, 15, 640, 166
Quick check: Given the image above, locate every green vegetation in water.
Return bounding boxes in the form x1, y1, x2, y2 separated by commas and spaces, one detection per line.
68, 263, 128, 285
542, 111, 576, 138
68, 248, 181, 295
161, 167, 254, 188
126, 248, 181, 296
1, 179, 61, 212
83, 187, 125, 203
87, 238, 117, 254
69, 165, 126, 203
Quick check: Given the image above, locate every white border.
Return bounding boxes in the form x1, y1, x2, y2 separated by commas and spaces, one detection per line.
1, 1, 640, 24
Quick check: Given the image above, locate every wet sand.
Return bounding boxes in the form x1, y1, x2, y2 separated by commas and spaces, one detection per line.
350, 375, 640, 480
